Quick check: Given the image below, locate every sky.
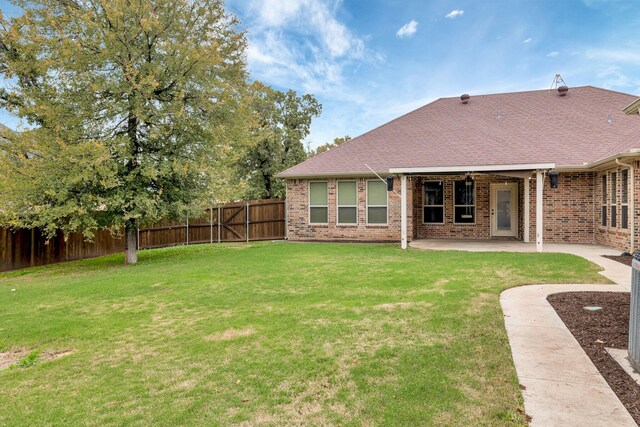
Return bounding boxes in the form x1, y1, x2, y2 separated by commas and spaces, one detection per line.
1, 0, 639, 148
226, 0, 640, 148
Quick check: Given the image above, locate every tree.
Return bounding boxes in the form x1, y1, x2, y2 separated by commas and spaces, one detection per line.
0, 0, 247, 263
307, 135, 351, 157
238, 82, 321, 199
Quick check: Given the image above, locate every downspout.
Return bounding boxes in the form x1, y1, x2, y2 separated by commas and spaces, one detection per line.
616, 158, 635, 251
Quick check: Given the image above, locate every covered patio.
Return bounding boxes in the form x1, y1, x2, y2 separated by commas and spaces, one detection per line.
395, 164, 554, 252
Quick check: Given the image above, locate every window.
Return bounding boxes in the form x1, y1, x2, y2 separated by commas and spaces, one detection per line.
622, 170, 629, 229
337, 181, 357, 224
423, 181, 444, 223
611, 172, 617, 227
454, 179, 475, 224
309, 181, 328, 224
601, 175, 607, 227
367, 180, 387, 224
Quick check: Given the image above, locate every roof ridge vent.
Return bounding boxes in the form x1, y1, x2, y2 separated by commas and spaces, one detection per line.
460, 94, 470, 104
557, 85, 569, 96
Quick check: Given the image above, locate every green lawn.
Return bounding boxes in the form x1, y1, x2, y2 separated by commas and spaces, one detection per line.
0, 242, 609, 426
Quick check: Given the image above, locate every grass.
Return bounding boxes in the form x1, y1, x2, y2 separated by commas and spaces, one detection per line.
12, 350, 42, 369
0, 242, 610, 426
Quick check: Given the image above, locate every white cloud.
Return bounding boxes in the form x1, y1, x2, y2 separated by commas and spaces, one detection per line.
248, 0, 363, 59
236, 0, 381, 101
251, 0, 302, 27
523, 37, 533, 44
596, 66, 640, 89
547, 51, 560, 57
396, 20, 418, 38
585, 48, 640, 63
445, 10, 464, 19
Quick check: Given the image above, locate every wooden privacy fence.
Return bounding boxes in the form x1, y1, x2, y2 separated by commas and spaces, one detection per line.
138, 198, 286, 249
0, 198, 286, 272
0, 227, 124, 272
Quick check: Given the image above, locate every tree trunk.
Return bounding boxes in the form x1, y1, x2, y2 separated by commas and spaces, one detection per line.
264, 173, 272, 199
124, 220, 138, 264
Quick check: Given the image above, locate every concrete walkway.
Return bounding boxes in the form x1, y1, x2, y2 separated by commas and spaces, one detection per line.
501, 285, 634, 426
409, 239, 636, 425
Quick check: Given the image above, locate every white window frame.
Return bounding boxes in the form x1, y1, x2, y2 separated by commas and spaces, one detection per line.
611, 171, 617, 228
366, 179, 388, 225
453, 179, 477, 225
308, 180, 328, 225
336, 180, 358, 225
423, 180, 445, 224
621, 169, 629, 229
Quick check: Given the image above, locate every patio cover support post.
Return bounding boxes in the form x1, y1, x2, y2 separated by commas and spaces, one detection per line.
524, 176, 530, 243
536, 170, 543, 252
401, 174, 407, 249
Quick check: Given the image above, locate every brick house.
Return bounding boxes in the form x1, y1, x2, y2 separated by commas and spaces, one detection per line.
277, 86, 640, 252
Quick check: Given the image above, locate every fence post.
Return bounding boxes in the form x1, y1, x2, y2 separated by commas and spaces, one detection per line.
217, 207, 221, 243
246, 202, 250, 242
210, 207, 213, 244
137, 226, 140, 250
186, 215, 189, 245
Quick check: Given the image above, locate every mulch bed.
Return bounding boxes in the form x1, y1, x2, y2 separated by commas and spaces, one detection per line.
547, 292, 640, 424
603, 254, 633, 266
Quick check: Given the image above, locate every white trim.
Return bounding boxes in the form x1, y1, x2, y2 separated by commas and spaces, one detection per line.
524, 177, 530, 243
559, 152, 640, 172
611, 171, 618, 228
390, 163, 555, 174
336, 180, 358, 225
490, 183, 519, 237
401, 175, 407, 249
453, 179, 476, 225
422, 180, 445, 224
308, 180, 329, 225
536, 170, 543, 252
620, 167, 630, 230
366, 179, 388, 225
601, 174, 608, 228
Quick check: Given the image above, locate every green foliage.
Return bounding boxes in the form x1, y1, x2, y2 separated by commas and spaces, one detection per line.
237, 82, 321, 199
308, 135, 351, 157
0, 242, 608, 425
12, 350, 41, 369
0, 0, 248, 242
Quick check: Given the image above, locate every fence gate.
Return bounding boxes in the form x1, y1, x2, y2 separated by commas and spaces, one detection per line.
1, 198, 286, 272
137, 198, 285, 250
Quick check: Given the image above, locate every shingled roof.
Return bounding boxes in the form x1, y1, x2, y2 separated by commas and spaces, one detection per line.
278, 86, 640, 178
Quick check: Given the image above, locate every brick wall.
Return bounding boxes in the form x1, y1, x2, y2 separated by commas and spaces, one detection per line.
286, 177, 412, 242
412, 175, 524, 240
528, 172, 596, 245
285, 168, 638, 252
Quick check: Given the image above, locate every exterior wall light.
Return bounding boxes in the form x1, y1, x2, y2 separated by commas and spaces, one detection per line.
549, 170, 559, 189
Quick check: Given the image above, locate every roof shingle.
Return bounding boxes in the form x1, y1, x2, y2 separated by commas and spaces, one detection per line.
278, 86, 640, 177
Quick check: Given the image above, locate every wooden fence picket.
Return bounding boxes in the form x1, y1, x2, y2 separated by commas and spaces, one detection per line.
1, 198, 286, 272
